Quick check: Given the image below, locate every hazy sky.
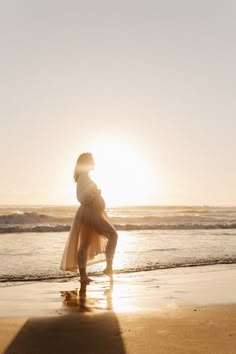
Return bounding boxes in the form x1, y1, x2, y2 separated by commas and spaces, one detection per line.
0, 0, 236, 206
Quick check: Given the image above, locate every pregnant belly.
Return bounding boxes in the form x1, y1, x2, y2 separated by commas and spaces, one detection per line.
94, 195, 106, 211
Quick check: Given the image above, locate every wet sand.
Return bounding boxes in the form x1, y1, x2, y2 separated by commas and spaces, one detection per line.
0, 264, 236, 353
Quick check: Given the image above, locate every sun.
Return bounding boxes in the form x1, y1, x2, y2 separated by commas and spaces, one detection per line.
88, 138, 153, 206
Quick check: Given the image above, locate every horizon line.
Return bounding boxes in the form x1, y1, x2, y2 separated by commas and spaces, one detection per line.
0, 204, 236, 208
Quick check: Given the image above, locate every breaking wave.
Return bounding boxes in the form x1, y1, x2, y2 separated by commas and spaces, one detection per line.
1, 223, 236, 234
0, 212, 71, 225
0, 211, 236, 233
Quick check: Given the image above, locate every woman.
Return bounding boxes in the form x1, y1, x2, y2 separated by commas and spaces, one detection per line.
60, 152, 118, 283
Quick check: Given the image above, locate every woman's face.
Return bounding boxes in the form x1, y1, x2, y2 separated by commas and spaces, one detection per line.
89, 156, 95, 170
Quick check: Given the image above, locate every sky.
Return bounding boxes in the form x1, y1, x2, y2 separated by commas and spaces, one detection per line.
0, 0, 236, 206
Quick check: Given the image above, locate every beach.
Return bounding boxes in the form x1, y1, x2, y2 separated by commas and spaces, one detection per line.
1, 264, 236, 353
1, 206, 236, 353
2, 0, 236, 351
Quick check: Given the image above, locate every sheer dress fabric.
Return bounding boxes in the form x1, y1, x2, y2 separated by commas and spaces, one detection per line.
60, 174, 116, 272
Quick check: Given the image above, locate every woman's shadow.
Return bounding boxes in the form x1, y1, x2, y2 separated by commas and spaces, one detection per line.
4, 280, 126, 354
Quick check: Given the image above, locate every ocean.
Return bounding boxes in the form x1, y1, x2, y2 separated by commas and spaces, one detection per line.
0, 205, 236, 287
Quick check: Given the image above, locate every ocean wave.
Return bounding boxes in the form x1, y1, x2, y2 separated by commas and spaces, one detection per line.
1, 222, 236, 234
1, 210, 235, 224
1, 211, 236, 233
115, 223, 236, 230
0, 212, 71, 225
0, 224, 71, 233
0, 257, 236, 284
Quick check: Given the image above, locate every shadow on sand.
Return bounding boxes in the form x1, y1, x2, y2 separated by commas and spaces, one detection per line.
4, 280, 126, 354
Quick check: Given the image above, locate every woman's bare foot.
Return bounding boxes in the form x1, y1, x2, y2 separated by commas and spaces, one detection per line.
80, 277, 93, 284
104, 260, 114, 278
103, 268, 113, 277
79, 268, 93, 284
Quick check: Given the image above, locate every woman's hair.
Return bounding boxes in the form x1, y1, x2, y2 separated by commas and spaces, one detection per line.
73, 152, 94, 182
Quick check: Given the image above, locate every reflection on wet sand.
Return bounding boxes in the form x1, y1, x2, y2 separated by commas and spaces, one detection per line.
60, 279, 114, 312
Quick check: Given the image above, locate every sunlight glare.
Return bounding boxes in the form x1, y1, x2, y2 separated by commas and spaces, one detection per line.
89, 138, 154, 206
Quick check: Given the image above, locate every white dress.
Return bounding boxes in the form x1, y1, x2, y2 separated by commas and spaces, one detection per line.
60, 173, 116, 272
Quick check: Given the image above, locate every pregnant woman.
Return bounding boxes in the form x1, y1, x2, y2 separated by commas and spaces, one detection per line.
60, 152, 118, 283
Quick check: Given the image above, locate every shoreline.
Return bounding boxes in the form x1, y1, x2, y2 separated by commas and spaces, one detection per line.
0, 260, 236, 289
1, 264, 236, 315
1, 264, 236, 353
1, 261, 236, 287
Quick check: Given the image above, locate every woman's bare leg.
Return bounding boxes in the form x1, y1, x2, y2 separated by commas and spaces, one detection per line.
94, 218, 118, 277
104, 234, 117, 276
79, 267, 88, 283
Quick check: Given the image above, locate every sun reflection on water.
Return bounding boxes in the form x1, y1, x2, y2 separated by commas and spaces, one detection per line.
60, 277, 137, 314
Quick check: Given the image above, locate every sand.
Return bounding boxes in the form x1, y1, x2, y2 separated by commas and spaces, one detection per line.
1, 264, 236, 353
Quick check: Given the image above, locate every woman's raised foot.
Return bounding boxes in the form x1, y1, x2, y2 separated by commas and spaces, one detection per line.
103, 268, 113, 277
